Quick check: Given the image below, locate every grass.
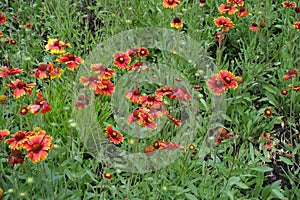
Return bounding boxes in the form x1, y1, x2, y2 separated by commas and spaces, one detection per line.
0, 0, 300, 199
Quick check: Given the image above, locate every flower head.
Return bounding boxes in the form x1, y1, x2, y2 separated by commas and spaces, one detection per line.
219, 70, 238, 89
283, 69, 298, 80
56, 53, 84, 70
237, 7, 249, 18
125, 88, 143, 104
264, 108, 272, 117
227, 0, 244, 7
19, 106, 29, 115
0, 66, 23, 78
153, 140, 184, 150
6, 79, 35, 98
23, 135, 52, 163
5, 131, 33, 149
293, 21, 300, 30
32, 63, 63, 80
218, 4, 238, 15
80, 75, 99, 90
103, 172, 113, 179
281, 89, 289, 95
128, 107, 157, 130
163, 0, 180, 8
137, 47, 149, 57
105, 125, 124, 145
144, 145, 156, 154
0, 130, 10, 141
0, 14, 6, 25
8, 150, 24, 169
95, 80, 115, 96
259, 133, 273, 149
113, 52, 131, 69
170, 18, 183, 29
249, 23, 259, 32
91, 64, 115, 79
27, 92, 51, 114
215, 32, 225, 42
214, 16, 235, 32
289, 84, 300, 91
45, 38, 71, 54
75, 94, 89, 109
207, 74, 226, 95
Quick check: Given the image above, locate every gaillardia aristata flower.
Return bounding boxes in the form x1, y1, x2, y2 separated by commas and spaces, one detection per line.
282, 69, 298, 80
259, 133, 273, 149
0, 130, 9, 141
264, 108, 272, 117
282, 1, 297, 8
207, 74, 226, 95
23, 134, 52, 163
249, 23, 259, 32
218, 4, 238, 15
80, 75, 99, 90
105, 125, 124, 145
289, 84, 300, 91
6, 79, 36, 98
237, 7, 249, 18
227, 0, 244, 7
113, 52, 131, 69
0, 66, 23, 78
91, 64, 115, 79
163, 0, 180, 8
103, 172, 113, 179
219, 70, 238, 90
8, 150, 24, 169
27, 92, 51, 114
0, 13, 6, 25
128, 107, 157, 130
170, 18, 183, 29
214, 16, 235, 32
125, 88, 143, 104
137, 47, 149, 57
5, 131, 33, 149
95, 80, 115, 96
45, 38, 71, 54
153, 140, 184, 150
293, 22, 300, 30
31, 63, 63, 80
56, 53, 84, 70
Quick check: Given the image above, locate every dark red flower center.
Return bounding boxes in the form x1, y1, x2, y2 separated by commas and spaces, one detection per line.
8, 68, 17, 75
133, 88, 140, 95
224, 76, 232, 84
15, 132, 25, 141
240, 7, 246, 12
173, 18, 182, 24
111, 131, 118, 138
168, 0, 174, 4
32, 143, 43, 153
16, 81, 26, 89
38, 64, 47, 71
53, 40, 60, 46
67, 54, 75, 60
224, 5, 231, 10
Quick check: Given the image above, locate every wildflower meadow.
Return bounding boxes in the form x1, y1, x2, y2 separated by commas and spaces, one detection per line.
0, 0, 300, 199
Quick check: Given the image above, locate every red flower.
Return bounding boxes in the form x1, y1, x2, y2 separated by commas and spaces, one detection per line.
6, 79, 35, 98
125, 88, 143, 104
128, 62, 150, 71
144, 145, 156, 154
23, 134, 52, 163
214, 128, 237, 144
163, 0, 180, 8
127, 47, 138, 57
227, 0, 244, 7
218, 4, 238, 15
80, 75, 99, 90
164, 109, 181, 126
105, 125, 124, 145
19, 106, 29, 115
280, 89, 289, 95
264, 108, 272, 117
0, 14, 6, 25
95, 80, 115, 95
259, 133, 273, 149
293, 21, 300, 30
214, 16, 235, 32
113, 52, 131, 69
153, 140, 184, 150
207, 74, 226, 95
103, 172, 113, 179
249, 23, 259, 32
128, 107, 157, 130
141, 95, 163, 109
27, 92, 51, 114
0, 130, 10, 141
170, 18, 183, 29
75, 94, 89, 109
137, 47, 149, 57
45, 38, 71, 54
289, 84, 300, 91
5, 131, 33, 149
56, 53, 84, 70
8, 150, 24, 169
24, 22, 33, 28
219, 70, 238, 90
282, 1, 297, 8
31, 63, 63, 80
237, 7, 249, 18
282, 69, 298, 80
199, 0, 206, 7
91, 64, 115, 79
0, 66, 23, 78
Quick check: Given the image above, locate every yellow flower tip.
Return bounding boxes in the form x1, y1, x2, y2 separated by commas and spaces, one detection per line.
53, 144, 59, 149
70, 122, 77, 128
172, 51, 177, 55
19, 192, 26, 197
189, 144, 195, 150
7, 189, 13, 193
27, 177, 34, 184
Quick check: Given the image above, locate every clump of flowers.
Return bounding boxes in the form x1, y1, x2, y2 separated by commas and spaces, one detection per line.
218, 4, 238, 15
282, 1, 297, 8
27, 92, 51, 114
227, 0, 244, 7
31, 63, 63, 80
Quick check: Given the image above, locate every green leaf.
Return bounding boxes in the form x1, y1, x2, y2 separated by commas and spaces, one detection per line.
235, 182, 249, 189
279, 156, 293, 165
250, 166, 273, 172
185, 193, 198, 200
272, 189, 285, 199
